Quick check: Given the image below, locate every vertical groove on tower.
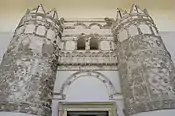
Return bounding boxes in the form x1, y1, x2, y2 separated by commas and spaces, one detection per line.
0, 5, 63, 116
112, 4, 175, 115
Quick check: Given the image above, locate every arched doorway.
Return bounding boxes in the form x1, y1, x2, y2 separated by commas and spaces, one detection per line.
59, 71, 117, 100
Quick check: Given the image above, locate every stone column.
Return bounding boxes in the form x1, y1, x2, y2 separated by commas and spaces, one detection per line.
0, 5, 63, 116
112, 4, 175, 116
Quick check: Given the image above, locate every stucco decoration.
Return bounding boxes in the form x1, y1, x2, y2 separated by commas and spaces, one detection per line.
57, 33, 117, 71
64, 19, 113, 29
88, 23, 103, 29
0, 5, 62, 116
55, 71, 118, 100
112, 4, 175, 115
103, 17, 115, 28
73, 22, 88, 29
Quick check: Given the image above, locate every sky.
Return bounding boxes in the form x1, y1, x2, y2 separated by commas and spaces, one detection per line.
0, 0, 175, 32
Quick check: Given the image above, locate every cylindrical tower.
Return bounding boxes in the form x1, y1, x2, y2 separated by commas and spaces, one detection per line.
0, 5, 63, 116
112, 4, 175, 116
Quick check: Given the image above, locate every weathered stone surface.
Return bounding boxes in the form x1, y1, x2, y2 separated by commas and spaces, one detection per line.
0, 5, 62, 116
112, 5, 175, 115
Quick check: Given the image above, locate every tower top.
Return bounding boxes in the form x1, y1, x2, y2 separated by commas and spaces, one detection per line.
22, 4, 63, 28
25, 4, 61, 21
116, 4, 149, 20
28, 4, 45, 14
46, 8, 58, 20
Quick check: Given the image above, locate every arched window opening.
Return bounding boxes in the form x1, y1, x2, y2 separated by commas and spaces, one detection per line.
77, 38, 85, 50
90, 38, 98, 50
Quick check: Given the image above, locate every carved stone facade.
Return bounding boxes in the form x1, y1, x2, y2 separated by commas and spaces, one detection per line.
112, 4, 175, 115
0, 4, 175, 116
0, 5, 62, 116
58, 18, 117, 71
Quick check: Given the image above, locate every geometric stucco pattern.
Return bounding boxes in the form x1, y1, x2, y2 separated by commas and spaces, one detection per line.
112, 4, 175, 115
0, 5, 62, 116
57, 17, 117, 71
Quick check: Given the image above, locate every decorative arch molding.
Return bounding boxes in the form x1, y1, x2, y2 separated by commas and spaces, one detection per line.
73, 22, 88, 29
88, 23, 103, 29
58, 71, 118, 100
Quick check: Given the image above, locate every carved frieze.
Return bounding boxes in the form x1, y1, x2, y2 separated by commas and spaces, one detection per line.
63, 18, 114, 29
58, 50, 117, 66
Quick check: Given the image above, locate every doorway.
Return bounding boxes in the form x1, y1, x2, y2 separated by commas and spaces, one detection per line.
67, 111, 108, 116
58, 102, 117, 116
